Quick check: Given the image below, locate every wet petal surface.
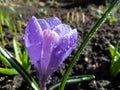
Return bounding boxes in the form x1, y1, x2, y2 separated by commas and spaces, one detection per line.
46, 29, 77, 76
38, 19, 51, 31
47, 17, 61, 30
24, 16, 43, 65
40, 30, 59, 77
24, 16, 78, 86
53, 24, 72, 37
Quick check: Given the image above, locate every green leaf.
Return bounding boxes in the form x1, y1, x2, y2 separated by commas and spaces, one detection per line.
13, 38, 22, 65
0, 67, 18, 75
109, 44, 120, 76
110, 59, 120, 76
0, 8, 4, 25
20, 47, 31, 71
0, 53, 12, 67
109, 45, 120, 61
0, 25, 6, 46
49, 75, 95, 90
13, 38, 31, 70
108, 16, 117, 22
22, 49, 29, 66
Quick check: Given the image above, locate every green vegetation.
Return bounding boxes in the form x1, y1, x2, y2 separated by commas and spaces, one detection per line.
109, 39, 120, 76
0, 38, 31, 75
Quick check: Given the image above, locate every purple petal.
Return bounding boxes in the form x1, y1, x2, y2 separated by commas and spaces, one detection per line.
39, 30, 59, 77
46, 29, 77, 76
24, 16, 43, 65
53, 24, 72, 37
38, 19, 51, 31
47, 17, 62, 30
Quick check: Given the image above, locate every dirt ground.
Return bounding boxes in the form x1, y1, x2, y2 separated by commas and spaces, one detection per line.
0, 1, 120, 90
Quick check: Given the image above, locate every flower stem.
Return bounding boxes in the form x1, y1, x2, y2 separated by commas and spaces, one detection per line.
41, 83, 47, 90
41, 86, 46, 90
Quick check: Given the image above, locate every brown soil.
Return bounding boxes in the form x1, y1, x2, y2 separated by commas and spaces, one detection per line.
0, 1, 120, 90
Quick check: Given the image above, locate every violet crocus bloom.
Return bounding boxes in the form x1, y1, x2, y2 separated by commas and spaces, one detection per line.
24, 16, 77, 90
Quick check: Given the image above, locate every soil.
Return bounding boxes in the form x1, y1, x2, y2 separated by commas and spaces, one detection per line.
0, 0, 120, 90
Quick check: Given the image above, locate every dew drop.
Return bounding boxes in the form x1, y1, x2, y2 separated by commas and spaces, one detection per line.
57, 50, 62, 54
50, 43, 53, 46
67, 45, 70, 49
53, 45, 57, 49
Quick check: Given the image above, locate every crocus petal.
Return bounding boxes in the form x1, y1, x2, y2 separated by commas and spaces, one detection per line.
24, 16, 43, 65
39, 30, 59, 78
53, 24, 72, 37
46, 17, 61, 30
38, 19, 51, 31
46, 29, 77, 76
25, 16, 78, 89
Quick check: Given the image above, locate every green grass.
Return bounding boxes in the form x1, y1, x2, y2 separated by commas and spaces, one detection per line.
109, 38, 120, 76
0, 6, 23, 34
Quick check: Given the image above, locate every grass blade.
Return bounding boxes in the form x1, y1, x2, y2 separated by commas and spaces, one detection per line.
109, 45, 120, 60
50, 75, 95, 90
0, 67, 18, 75
0, 25, 6, 46
0, 53, 12, 67
13, 38, 22, 64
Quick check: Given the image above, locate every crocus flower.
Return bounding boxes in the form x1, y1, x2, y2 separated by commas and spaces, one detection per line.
24, 16, 77, 90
